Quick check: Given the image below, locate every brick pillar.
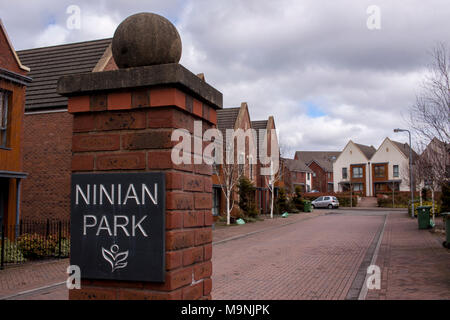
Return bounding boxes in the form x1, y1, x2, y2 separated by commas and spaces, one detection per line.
58, 63, 222, 300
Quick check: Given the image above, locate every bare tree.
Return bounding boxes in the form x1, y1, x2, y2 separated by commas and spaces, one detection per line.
420, 139, 449, 220
215, 140, 243, 225
264, 160, 284, 219
409, 43, 450, 144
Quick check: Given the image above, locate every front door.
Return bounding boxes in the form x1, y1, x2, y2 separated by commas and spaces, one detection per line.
212, 187, 221, 216
0, 178, 9, 227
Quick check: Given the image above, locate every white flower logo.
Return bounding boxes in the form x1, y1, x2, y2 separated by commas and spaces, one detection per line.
102, 244, 129, 272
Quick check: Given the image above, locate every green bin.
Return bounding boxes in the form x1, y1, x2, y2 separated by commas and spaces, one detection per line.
303, 200, 312, 212
441, 212, 450, 248
417, 206, 432, 229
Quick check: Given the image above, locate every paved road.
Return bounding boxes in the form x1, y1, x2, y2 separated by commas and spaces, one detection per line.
2, 209, 449, 300
212, 210, 386, 299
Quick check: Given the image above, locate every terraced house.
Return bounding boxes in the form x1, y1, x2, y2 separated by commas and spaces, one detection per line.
281, 158, 313, 193
213, 103, 257, 218
16, 39, 114, 220
252, 116, 278, 214
295, 151, 340, 193
0, 20, 31, 233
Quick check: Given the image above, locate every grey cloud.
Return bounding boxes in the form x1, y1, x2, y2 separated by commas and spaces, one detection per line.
1, 0, 447, 153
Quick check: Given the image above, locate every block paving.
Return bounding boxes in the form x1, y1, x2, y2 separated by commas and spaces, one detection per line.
1, 210, 449, 300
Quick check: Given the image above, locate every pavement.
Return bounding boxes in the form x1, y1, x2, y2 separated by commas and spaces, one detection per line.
0, 208, 449, 300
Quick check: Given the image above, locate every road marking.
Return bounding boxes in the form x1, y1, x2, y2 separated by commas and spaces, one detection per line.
345, 213, 387, 300
0, 281, 65, 300
358, 214, 388, 300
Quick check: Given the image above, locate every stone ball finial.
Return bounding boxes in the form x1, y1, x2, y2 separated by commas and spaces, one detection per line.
112, 12, 182, 68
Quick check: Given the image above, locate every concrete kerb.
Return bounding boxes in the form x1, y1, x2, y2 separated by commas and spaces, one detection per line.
0, 281, 66, 300
213, 212, 327, 246
340, 207, 407, 212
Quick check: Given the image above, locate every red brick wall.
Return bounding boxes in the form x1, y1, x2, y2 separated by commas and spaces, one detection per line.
308, 161, 328, 193
22, 111, 72, 221
68, 87, 215, 300
0, 26, 27, 75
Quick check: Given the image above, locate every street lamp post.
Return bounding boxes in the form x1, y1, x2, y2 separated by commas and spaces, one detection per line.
394, 128, 414, 218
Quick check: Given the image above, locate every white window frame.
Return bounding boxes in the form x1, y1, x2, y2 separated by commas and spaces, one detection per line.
393, 165, 399, 178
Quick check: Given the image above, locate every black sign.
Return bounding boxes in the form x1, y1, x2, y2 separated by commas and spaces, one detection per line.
70, 172, 165, 282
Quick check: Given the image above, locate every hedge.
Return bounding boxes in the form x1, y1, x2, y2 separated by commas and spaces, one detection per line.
303, 192, 359, 207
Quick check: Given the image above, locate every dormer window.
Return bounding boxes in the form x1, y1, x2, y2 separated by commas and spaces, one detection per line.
0, 89, 11, 148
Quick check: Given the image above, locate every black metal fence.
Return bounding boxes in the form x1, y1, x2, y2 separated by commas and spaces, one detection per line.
0, 219, 70, 269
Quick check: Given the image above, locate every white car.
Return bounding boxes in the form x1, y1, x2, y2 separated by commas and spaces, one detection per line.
311, 196, 339, 209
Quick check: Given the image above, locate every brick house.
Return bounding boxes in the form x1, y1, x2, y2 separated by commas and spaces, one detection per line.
252, 116, 278, 214
417, 137, 449, 192
281, 158, 313, 193
295, 151, 340, 193
213, 103, 257, 217
0, 20, 31, 231
16, 39, 113, 220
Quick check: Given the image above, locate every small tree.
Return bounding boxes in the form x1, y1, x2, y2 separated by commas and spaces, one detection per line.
216, 138, 243, 225
293, 186, 304, 211
265, 160, 283, 219
238, 176, 258, 217
409, 43, 450, 144
276, 187, 289, 214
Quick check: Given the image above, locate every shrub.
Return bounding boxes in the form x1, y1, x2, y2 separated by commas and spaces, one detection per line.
409, 201, 441, 216
17, 233, 58, 259
441, 182, 450, 213
292, 186, 304, 211
377, 191, 411, 208
0, 238, 26, 263
276, 187, 289, 213
336, 195, 358, 207
238, 177, 258, 217
53, 238, 70, 258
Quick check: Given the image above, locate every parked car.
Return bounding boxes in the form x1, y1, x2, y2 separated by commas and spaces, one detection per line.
310, 190, 320, 193
311, 196, 339, 209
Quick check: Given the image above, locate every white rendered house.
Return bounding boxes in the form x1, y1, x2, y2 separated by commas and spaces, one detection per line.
333, 138, 415, 196
333, 140, 376, 197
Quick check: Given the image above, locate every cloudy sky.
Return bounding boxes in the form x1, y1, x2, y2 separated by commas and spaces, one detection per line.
1, 0, 448, 156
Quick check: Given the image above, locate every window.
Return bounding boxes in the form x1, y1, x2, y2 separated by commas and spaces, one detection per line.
238, 153, 245, 176
352, 167, 363, 178
342, 168, 348, 179
353, 183, 363, 191
393, 165, 399, 177
249, 155, 253, 179
0, 90, 11, 148
328, 172, 332, 179
307, 173, 310, 180
374, 165, 385, 178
